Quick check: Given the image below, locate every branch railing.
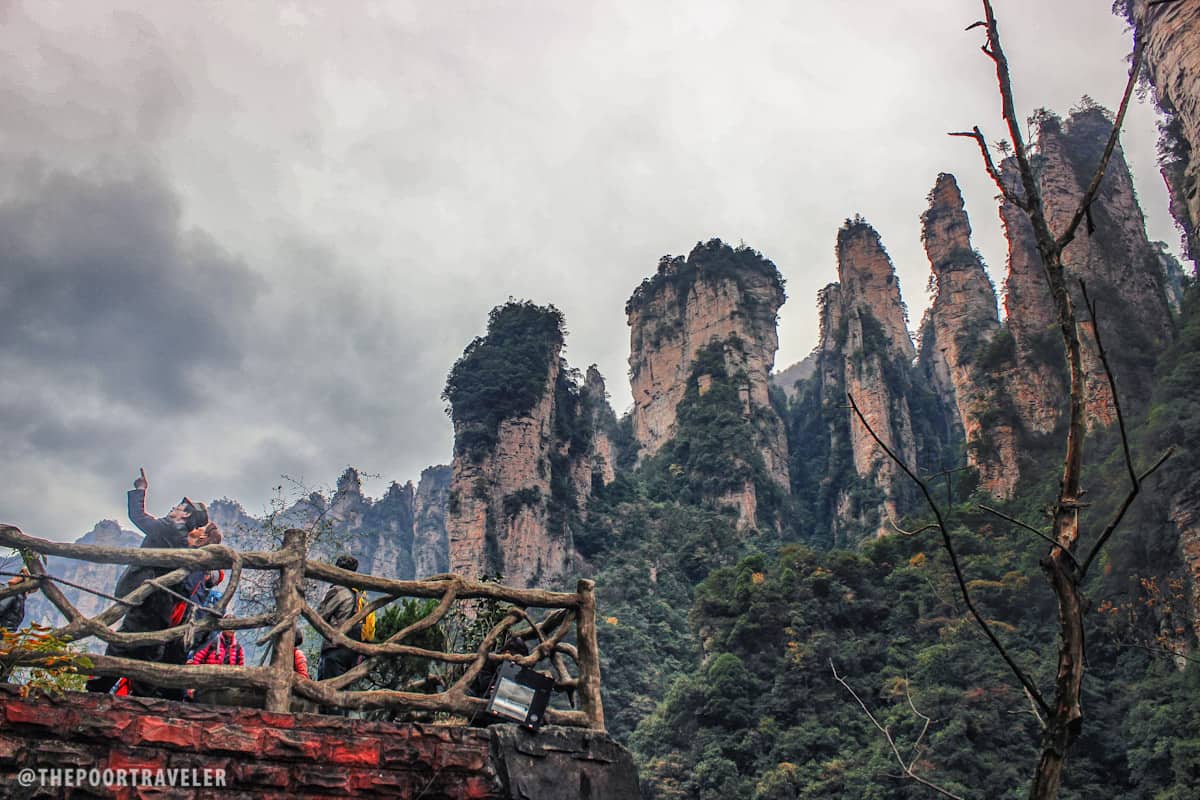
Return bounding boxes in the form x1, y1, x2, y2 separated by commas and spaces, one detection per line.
0, 524, 605, 730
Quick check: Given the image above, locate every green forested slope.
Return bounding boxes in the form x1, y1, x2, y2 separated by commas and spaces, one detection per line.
595, 282, 1200, 798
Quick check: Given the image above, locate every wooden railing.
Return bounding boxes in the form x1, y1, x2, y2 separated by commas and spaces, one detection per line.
0, 525, 604, 730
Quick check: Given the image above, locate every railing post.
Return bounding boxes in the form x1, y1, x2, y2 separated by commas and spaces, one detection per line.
575, 578, 605, 731
265, 528, 304, 712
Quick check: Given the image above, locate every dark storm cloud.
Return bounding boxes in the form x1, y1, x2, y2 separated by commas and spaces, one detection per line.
0, 161, 262, 411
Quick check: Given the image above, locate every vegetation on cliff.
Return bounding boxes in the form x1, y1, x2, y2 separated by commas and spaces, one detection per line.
443, 300, 566, 460
639, 339, 784, 523
621, 280, 1199, 794
626, 238, 786, 316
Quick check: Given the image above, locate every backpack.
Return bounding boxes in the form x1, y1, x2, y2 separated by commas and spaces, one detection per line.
354, 589, 376, 642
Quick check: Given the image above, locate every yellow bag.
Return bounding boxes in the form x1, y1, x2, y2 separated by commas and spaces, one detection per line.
355, 589, 376, 642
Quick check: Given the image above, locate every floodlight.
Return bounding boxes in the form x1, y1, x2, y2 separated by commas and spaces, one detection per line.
485, 661, 554, 731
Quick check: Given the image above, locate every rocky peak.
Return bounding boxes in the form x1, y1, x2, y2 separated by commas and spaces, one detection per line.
413, 466, 451, 578
800, 221, 923, 541
922, 173, 974, 270
336, 467, 363, 498
917, 173, 1017, 497
625, 239, 790, 527
329, 467, 366, 533
79, 519, 133, 547
583, 365, 617, 488
444, 301, 580, 588
771, 352, 817, 400
1002, 106, 1175, 434
584, 364, 609, 405
836, 219, 915, 362
27, 521, 142, 626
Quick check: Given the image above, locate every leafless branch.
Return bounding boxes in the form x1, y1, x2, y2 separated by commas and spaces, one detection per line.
1108, 639, 1200, 665
890, 520, 941, 537
848, 392, 1049, 715
949, 127, 1019, 205
1024, 687, 1046, 727
904, 678, 934, 769
977, 505, 1080, 572
1079, 447, 1174, 579
978, 1, 1046, 238
831, 660, 964, 800
1079, 281, 1134, 484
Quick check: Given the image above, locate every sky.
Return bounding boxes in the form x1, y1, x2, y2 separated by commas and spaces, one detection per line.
0, 0, 1184, 541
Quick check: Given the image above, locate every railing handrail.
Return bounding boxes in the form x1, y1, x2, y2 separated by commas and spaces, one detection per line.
0, 524, 605, 730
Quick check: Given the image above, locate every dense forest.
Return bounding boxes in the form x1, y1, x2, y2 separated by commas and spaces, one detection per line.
581, 280, 1200, 798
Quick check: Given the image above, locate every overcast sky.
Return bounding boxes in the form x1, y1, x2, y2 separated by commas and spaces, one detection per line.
0, 0, 1183, 541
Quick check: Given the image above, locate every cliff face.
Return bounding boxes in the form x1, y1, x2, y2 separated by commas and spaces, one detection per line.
917, 173, 1018, 497
209, 475, 432, 583
793, 221, 929, 542
448, 348, 568, 587
837, 222, 919, 536
412, 465, 451, 578
1121, 0, 1200, 650
1125, 0, 1200, 265
444, 302, 608, 588
626, 240, 789, 526
584, 366, 617, 489
327, 468, 417, 581
1001, 108, 1176, 435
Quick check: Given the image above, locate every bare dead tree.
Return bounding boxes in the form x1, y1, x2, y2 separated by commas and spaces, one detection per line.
845, 2, 1179, 797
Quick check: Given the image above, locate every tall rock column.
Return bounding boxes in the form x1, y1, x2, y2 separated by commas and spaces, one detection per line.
443, 302, 613, 589
1001, 108, 1176, 436
625, 239, 789, 527
1120, 0, 1200, 650
917, 173, 1018, 497
412, 465, 452, 579
793, 219, 931, 545
835, 220, 919, 535
1124, 0, 1200, 264
327, 468, 418, 581
582, 366, 617, 490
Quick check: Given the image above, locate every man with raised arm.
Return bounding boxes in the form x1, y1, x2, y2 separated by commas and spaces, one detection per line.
85, 469, 211, 697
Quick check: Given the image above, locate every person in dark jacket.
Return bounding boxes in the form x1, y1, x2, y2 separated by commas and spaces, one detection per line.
86, 469, 210, 696
0, 570, 29, 633
162, 523, 224, 675
318, 555, 360, 678
317, 555, 360, 713
0, 570, 31, 682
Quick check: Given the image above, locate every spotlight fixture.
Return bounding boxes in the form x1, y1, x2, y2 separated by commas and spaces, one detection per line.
485, 661, 554, 731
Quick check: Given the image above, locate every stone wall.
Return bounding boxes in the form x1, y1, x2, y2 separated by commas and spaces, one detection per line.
0, 687, 639, 799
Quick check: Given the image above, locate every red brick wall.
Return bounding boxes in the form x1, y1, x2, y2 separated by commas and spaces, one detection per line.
0, 685, 501, 798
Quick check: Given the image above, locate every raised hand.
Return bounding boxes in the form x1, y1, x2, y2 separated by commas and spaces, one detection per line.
134, 468, 148, 491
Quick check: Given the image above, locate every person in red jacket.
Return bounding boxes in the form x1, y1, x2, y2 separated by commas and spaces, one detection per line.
294, 626, 309, 679
189, 629, 244, 666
